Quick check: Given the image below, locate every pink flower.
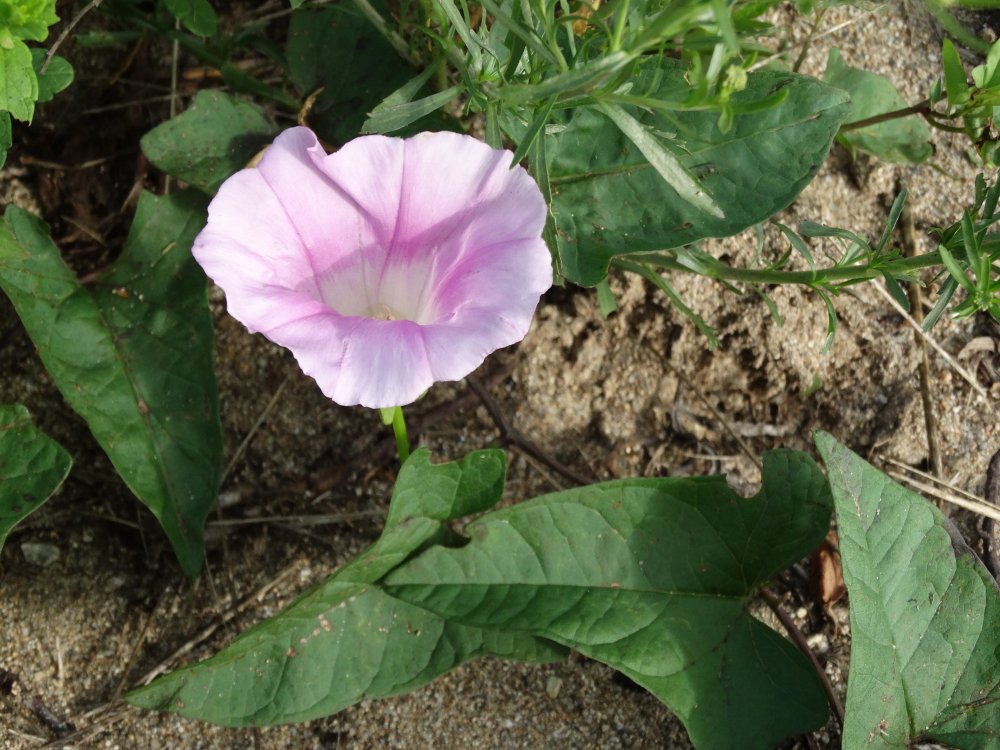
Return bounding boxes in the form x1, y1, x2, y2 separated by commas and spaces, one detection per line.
193, 127, 552, 408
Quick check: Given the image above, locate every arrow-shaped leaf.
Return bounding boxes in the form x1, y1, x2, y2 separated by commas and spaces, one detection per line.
126, 449, 566, 724
386, 450, 834, 750
0, 191, 222, 577
0, 404, 72, 551
816, 432, 1000, 748
546, 58, 849, 286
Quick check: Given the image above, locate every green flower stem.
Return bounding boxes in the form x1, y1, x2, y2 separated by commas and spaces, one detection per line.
379, 406, 411, 464
618, 250, 946, 288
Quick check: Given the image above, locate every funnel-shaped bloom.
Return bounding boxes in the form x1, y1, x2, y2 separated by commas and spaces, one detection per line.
193, 126, 552, 408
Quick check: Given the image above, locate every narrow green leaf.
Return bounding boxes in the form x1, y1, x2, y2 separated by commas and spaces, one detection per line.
127, 448, 565, 725
548, 58, 849, 285
595, 279, 617, 317
0, 36, 37, 122
164, 0, 219, 37
825, 48, 932, 164
876, 189, 907, 255
387, 451, 834, 750
141, 90, 276, 194
0, 404, 72, 551
922, 275, 958, 331
0, 192, 222, 577
30, 48, 72, 102
509, 96, 556, 168
940, 243, 976, 294
599, 101, 724, 219
880, 271, 910, 311
816, 433, 1000, 749
942, 38, 969, 108
361, 84, 461, 135
817, 287, 838, 353
776, 222, 816, 270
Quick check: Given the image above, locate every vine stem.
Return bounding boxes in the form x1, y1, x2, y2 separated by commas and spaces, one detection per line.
616, 251, 942, 288
392, 406, 410, 463
839, 99, 931, 132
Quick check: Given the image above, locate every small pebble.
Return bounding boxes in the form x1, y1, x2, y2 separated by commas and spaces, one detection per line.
20, 542, 60, 567
546, 675, 563, 698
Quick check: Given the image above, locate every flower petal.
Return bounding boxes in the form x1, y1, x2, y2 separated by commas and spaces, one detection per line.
194, 126, 553, 409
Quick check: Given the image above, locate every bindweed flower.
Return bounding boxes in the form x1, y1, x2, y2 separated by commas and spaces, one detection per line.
193, 127, 552, 409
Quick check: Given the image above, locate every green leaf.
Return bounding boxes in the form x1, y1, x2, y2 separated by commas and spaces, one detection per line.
598, 101, 724, 219
141, 90, 275, 194
387, 450, 834, 750
0, 111, 10, 169
547, 59, 850, 286
163, 0, 218, 37
816, 432, 1000, 749
0, 0, 58, 42
942, 38, 970, 108
127, 448, 566, 725
286, 6, 414, 144
0, 35, 37, 122
361, 84, 462, 135
0, 404, 72, 551
0, 192, 222, 577
30, 48, 72, 102
825, 48, 933, 164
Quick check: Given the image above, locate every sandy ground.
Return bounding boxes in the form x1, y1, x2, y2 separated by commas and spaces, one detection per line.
2, 2, 999, 748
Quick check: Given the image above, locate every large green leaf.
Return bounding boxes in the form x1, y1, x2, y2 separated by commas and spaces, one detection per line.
126, 449, 566, 725
0, 191, 222, 577
0, 34, 37, 122
386, 450, 833, 750
285, 6, 414, 144
545, 59, 850, 285
0, 404, 72, 551
824, 48, 932, 164
816, 433, 1000, 749
141, 90, 275, 194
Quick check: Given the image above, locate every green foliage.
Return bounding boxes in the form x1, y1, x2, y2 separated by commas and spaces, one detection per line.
387, 450, 832, 750
141, 90, 276, 194
30, 48, 73, 102
925, 174, 1000, 327
0, 0, 61, 122
127, 449, 566, 724
932, 38, 1000, 167
0, 32, 38, 121
816, 433, 1000, 748
544, 59, 849, 285
286, 5, 415, 144
132, 448, 833, 750
0, 0, 58, 42
825, 48, 932, 164
0, 404, 72, 551
163, 0, 218, 37
0, 192, 223, 578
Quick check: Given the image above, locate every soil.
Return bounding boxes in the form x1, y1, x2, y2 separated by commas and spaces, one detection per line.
2, 2, 999, 749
